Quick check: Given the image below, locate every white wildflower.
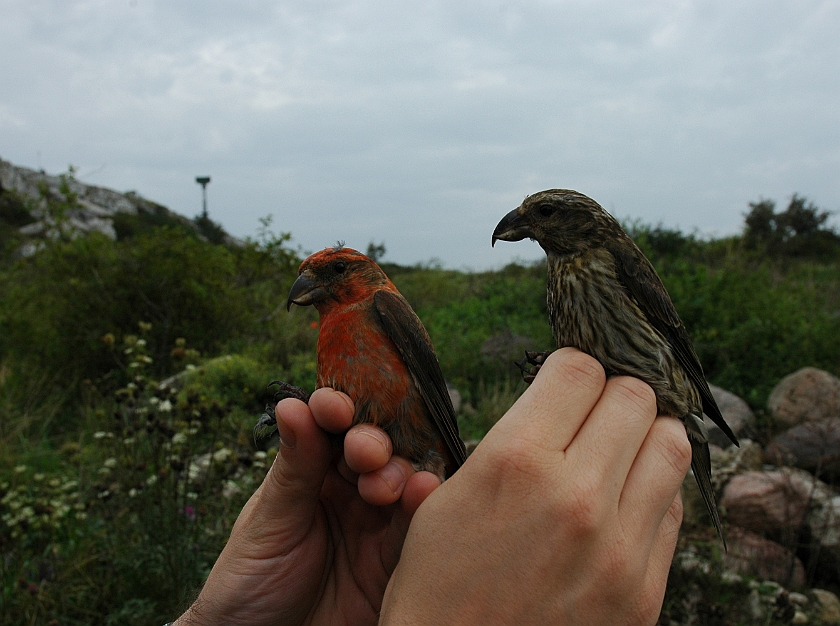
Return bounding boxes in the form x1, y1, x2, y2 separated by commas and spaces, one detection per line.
212, 448, 232, 463
222, 480, 242, 499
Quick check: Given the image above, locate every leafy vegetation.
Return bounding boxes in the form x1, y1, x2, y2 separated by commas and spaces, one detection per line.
1, 176, 839, 623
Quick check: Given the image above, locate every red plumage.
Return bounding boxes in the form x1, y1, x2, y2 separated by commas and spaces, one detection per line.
285, 246, 466, 480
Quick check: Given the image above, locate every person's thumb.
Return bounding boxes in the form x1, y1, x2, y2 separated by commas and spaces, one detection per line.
235, 398, 332, 543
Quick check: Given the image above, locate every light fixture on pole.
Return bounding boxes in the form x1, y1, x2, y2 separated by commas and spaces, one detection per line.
195, 176, 211, 218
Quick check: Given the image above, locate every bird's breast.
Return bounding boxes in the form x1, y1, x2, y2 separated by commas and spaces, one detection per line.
316, 306, 415, 427
547, 251, 672, 386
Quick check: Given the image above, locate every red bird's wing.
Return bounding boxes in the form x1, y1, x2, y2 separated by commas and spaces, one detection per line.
606, 239, 738, 447
373, 290, 467, 470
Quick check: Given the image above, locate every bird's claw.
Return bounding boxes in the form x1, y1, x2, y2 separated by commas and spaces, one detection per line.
516, 350, 553, 384
253, 380, 312, 441
268, 380, 311, 404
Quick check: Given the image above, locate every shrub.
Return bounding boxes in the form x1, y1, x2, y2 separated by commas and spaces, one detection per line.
0, 335, 275, 624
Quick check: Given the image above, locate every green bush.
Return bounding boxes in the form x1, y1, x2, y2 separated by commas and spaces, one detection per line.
393, 263, 552, 398
652, 258, 840, 410
0, 216, 300, 419
0, 230, 245, 389
1, 335, 274, 624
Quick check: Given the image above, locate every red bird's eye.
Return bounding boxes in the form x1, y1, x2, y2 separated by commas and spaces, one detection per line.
333, 261, 347, 273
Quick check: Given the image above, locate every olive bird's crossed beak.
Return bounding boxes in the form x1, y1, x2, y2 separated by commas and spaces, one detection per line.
491, 208, 535, 247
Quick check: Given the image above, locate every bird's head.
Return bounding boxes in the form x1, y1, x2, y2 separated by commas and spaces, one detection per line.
287, 245, 391, 313
492, 189, 621, 258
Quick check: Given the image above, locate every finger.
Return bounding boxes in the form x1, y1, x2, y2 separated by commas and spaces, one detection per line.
336, 454, 358, 485
243, 398, 331, 534
309, 387, 355, 433
640, 492, 683, 619
498, 348, 606, 451
344, 424, 393, 474
568, 376, 658, 498
380, 470, 442, 574
357, 456, 413, 506
619, 415, 691, 545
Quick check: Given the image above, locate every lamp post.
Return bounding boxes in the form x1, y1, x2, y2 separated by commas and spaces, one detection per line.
195, 176, 211, 219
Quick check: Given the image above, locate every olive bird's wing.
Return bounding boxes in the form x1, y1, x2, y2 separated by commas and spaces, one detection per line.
606, 238, 738, 446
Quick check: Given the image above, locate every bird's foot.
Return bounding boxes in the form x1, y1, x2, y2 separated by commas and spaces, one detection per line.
269, 380, 311, 404
253, 380, 312, 440
516, 350, 553, 384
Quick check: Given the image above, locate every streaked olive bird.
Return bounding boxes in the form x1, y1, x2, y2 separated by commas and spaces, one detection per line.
492, 189, 738, 545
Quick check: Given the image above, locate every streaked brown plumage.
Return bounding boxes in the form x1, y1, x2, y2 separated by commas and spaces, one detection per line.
492, 189, 738, 545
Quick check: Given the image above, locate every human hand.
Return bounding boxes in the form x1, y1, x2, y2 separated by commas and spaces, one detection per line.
173, 388, 441, 626
380, 348, 689, 625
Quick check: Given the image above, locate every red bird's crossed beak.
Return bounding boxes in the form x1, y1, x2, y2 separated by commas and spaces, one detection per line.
287, 273, 328, 310
492, 208, 535, 246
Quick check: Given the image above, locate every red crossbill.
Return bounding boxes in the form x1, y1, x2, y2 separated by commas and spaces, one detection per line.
260, 246, 466, 480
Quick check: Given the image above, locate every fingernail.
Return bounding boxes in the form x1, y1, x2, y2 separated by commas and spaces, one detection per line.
358, 427, 390, 455
377, 462, 406, 494
335, 390, 355, 414
275, 416, 296, 449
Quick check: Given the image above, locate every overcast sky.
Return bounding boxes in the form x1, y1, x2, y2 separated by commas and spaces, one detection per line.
1, 1, 837, 268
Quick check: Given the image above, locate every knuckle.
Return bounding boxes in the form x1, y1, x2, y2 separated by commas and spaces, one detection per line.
608, 377, 657, 417
557, 481, 603, 537
596, 539, 633, 580
547, 348, 606, 392
667, 492, 684, 527
655, 420, 692, 477
486, 436, 551, 484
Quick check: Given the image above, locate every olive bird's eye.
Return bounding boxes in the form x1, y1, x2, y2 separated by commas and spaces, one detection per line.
333, 261, 347, 273
539, 204, 554, 217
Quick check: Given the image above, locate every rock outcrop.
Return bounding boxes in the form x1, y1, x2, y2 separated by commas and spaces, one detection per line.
0, 157, 240, 251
